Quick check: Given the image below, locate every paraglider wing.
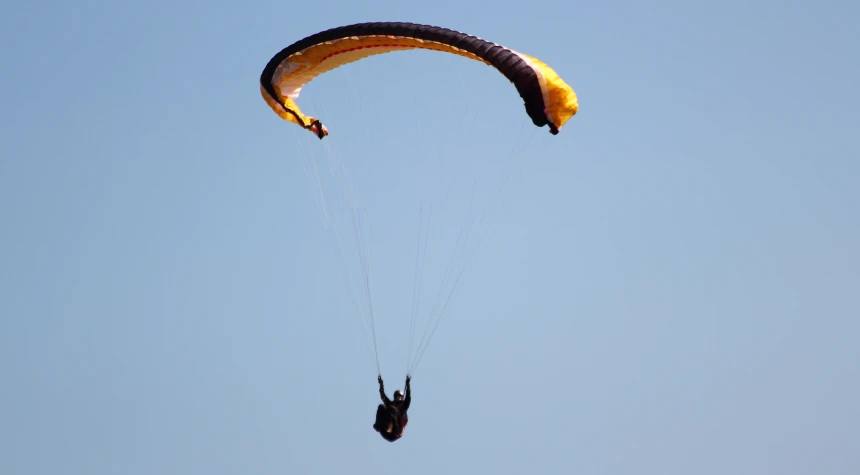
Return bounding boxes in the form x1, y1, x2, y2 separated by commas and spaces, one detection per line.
260, 22, 579, 139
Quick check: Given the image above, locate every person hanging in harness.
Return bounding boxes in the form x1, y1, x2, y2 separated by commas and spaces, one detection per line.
373, 374, 411, 442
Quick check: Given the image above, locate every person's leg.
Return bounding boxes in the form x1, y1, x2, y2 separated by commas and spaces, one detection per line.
373, 404, 387, 431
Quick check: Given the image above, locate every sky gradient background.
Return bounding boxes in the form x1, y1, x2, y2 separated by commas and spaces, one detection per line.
2, 0, 858, 474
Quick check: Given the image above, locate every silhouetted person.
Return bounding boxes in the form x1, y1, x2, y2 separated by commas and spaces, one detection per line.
373, 375, 411, 442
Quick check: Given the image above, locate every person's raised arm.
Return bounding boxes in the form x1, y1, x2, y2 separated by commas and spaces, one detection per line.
378, 375, 391, 404
402, 375, 411, 410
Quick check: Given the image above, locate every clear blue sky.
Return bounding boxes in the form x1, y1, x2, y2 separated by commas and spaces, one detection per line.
2, 0, 858, 473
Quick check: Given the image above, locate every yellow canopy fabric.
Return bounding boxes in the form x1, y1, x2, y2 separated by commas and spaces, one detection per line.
260, 22, 578, 139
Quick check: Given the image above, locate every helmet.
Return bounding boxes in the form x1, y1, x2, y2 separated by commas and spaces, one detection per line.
394, 390, 404, 400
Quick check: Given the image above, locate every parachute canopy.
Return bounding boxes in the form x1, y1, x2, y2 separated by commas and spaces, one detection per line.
260, 22, 579, 139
